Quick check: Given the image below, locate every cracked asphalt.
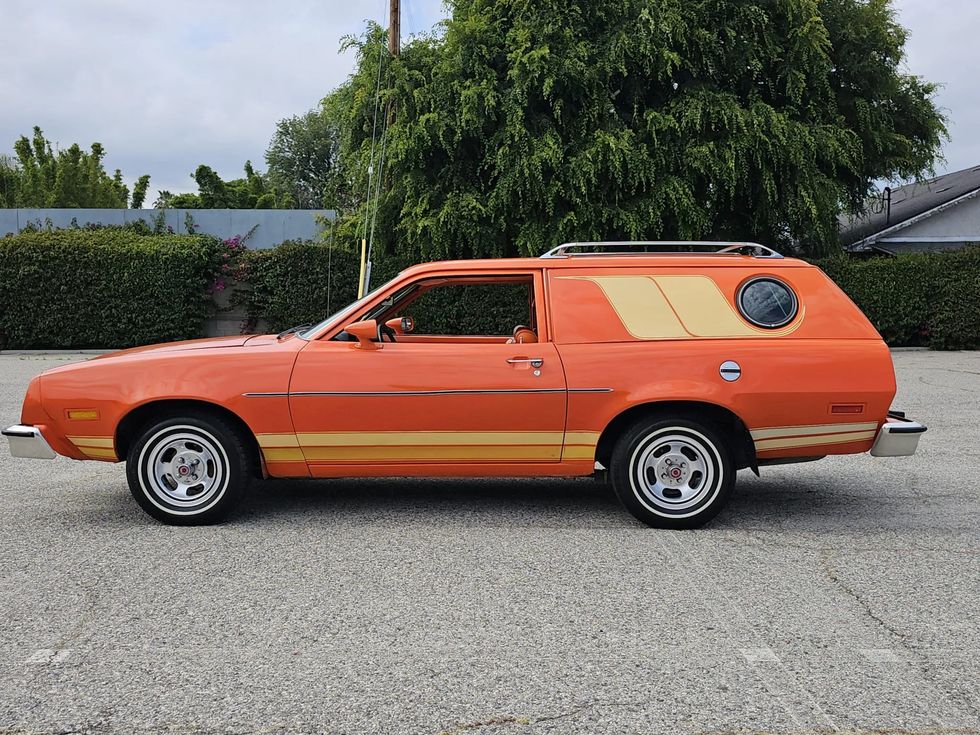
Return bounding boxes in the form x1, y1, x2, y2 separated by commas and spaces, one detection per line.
0, 350, 977, 735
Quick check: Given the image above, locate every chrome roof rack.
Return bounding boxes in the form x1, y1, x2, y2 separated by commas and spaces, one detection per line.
539, 241, 784, 259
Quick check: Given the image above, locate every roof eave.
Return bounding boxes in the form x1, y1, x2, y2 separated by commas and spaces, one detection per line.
846, 187, 980, 252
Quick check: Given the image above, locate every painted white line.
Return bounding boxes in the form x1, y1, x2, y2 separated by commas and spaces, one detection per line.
740, 647, 781, 663
26, 648, 70, 664
859, 648, 902, 663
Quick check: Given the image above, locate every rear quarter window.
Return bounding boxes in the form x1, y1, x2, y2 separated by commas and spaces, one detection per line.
736, 277, 799, 328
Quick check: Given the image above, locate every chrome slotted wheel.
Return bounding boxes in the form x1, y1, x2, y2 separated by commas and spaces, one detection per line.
136, 425, 230, 515
149, 432, 224, 506
627, 426, 726, 518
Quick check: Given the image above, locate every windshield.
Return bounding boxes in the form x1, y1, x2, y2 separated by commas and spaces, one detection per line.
297, 275, 400, 339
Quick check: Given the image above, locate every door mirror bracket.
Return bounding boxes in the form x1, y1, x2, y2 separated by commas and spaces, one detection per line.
345, 319, 381, 350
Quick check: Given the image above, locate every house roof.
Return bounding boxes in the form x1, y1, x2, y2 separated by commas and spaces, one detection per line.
840, 165, 980, 250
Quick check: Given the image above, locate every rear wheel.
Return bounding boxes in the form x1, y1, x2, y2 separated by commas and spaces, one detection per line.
610, 416, 734, 529
125, 413, 251, 525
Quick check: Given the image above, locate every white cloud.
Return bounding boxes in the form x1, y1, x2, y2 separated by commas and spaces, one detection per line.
1, 0, 974, 205
891, 0, 980, 175
0, 0, 446, 199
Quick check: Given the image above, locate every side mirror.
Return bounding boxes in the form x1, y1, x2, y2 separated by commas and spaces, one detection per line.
345, 319, 380, 350
385, 316, 414, 334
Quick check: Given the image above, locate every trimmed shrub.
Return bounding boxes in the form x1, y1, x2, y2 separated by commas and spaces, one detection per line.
238, 242, 528, 335
2, 230, 977, 351
0, 230, 226, 349
815, 246, 980, 350
246, 243, 980, 350
238, 241, 365, 332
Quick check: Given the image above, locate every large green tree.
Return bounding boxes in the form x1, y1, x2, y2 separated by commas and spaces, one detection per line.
0, 126, 148, 208
265, 107, 346, 209
331, 0, 945, 258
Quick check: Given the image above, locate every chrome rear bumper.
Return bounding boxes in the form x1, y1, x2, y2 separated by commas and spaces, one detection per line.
2, 424, 57, 460
870, 411, 927, 457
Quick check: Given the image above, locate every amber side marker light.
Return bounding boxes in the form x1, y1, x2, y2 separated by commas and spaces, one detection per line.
66, 409, 99, 421
830, 404, 865, 415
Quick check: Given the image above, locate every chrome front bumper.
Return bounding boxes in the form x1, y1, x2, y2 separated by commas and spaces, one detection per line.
870, 411, 927, 457
2, 425, 57, 460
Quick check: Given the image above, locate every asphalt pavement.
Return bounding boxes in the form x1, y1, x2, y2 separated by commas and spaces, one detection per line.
0, 350, 977, 735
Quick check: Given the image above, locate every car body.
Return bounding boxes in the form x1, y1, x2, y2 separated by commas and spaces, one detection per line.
4, 241, 926, 527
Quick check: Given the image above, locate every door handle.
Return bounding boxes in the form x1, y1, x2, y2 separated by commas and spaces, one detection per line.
507, 357, 544, 368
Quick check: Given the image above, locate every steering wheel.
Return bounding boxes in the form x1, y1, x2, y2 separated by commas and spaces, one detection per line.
378, 322, 397, 343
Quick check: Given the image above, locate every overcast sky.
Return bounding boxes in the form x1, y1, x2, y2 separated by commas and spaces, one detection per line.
1, 0, 976, 203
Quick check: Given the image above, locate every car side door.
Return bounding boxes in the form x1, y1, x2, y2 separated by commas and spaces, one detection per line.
285, 270, 569, 475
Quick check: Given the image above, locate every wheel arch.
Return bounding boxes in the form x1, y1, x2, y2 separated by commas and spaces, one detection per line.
593, 400, 756, 473
115, 399, 262, 475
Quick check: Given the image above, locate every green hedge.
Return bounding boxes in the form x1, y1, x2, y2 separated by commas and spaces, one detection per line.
815, 246, 980, 350
245, 242, 980, 349
0, 231, 226, 349
238, 240, 367, 332
2, 231, 978, 350
238, 242, 529, 335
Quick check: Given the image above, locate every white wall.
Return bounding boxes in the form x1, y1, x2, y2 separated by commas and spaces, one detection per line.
886, 194, 980, 239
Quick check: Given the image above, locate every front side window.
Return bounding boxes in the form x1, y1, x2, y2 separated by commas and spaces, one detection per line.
737, 277, 798, 328
387, 278, 532, 337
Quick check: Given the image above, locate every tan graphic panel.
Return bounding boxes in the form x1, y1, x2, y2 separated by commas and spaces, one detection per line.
559, 274, 803, 340
561, 276, 689, 339
654, 275, 759, 337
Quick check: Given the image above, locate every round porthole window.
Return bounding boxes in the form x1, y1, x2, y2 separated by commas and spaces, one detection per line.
737, 277, 798, 329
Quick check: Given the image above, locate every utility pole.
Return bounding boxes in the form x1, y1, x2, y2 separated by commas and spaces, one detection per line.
388, 0, 400, 56
358, 0, 400, 299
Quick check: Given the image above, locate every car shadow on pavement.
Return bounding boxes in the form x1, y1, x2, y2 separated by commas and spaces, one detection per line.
224, 471, 886, 530
237, 476, 633, 528
71, 470, 885, 530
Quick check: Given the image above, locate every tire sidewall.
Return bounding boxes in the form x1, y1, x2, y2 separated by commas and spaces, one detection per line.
126, 415, 247, 524
611, 417, 734, 529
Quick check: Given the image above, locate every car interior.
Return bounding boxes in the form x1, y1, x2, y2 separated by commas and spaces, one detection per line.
334, 274, 538, 345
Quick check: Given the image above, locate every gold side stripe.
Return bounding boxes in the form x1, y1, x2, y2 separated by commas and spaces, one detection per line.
263, 448, 306, 461
295, 431, 564, 447
302, 445, 563, 461
258, 431, 601, 449
67, 436, 115, 448
755, 431, 876, 451
80, 447, 117, 459
256, 434, 301, 448
751, 422, 878, 441
563, 445, 597, 460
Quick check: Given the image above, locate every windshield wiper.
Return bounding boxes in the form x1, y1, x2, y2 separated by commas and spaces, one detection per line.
276, 323, 313, 340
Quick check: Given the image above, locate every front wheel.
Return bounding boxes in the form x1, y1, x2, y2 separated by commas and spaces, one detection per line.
126, 413, 251, 525
610, 416, 734, 529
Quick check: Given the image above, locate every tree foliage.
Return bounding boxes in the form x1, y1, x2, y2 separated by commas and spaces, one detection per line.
154, 161, 290, 209
0, 126, 149, 208
265, 107, 345, 209
130, 174, 151, 209
328, 0, 945, 258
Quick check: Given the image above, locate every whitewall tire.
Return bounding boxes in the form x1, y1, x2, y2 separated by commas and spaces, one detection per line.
610, 416, 734, 529
126, 413, 251, 525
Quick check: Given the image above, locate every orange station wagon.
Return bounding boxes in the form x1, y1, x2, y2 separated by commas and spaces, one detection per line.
3, 242, 926, 527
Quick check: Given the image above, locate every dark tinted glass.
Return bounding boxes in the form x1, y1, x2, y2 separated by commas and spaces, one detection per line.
738, 278, 798, 328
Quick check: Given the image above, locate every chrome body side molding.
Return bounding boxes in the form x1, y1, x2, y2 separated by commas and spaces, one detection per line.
244, 388, 614, 398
